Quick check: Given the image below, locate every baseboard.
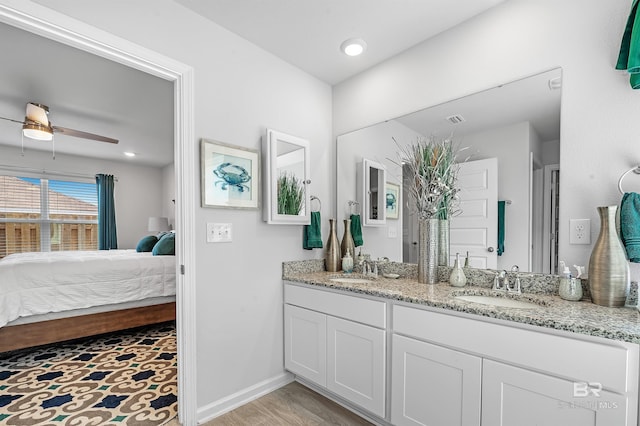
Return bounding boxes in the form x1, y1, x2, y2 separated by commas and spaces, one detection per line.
197, 371, 294, 424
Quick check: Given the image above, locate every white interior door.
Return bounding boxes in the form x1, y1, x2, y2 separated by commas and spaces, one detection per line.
450, 158, 498, 269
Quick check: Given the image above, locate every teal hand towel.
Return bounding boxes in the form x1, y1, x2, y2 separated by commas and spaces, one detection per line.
303, 211, 323, 250
497, 201, 505, 256
350, 214, 364, 247
617, 0, 640, 88
620, 192, 640, 262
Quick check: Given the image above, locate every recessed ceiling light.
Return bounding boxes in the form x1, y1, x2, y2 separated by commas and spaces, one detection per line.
340, 38, 367, 57
124, 152, 136, 157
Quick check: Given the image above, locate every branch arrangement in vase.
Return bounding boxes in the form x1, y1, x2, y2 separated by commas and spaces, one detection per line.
395, 135, 466, 220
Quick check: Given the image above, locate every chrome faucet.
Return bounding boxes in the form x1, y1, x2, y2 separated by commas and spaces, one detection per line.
493, 270, 508, 291
493, 269, 522, 294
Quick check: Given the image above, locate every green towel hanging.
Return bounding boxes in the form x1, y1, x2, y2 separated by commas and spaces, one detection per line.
350, 214, 364, 247
303, 211, 323, 250
497, 201, 506, 256
620, 192, 640, 262
616, 0, 640, 88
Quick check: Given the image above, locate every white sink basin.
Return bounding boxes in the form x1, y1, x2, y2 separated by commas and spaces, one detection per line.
454, 295, 540, 309
329, 277, 374, 284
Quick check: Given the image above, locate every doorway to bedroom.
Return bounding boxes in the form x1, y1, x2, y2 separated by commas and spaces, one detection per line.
0, 9, 195, 423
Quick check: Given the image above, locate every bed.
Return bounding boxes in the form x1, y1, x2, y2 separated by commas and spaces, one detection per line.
0, 249, 176, 352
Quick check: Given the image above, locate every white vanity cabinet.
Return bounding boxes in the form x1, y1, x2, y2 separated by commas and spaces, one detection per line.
283, 283, 387, 418
392, 305, 639, 426
391, 334, 482, 425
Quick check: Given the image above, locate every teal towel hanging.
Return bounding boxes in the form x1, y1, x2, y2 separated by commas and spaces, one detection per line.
350, 214, 364, 247
497, 201, 506, 256
616, 0, 640, 88
303, 211, 323, 250
620, 192, 640, 262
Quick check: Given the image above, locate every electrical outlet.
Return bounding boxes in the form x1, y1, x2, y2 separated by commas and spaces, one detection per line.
207, 223, 232, 243
569, 219, 590, 245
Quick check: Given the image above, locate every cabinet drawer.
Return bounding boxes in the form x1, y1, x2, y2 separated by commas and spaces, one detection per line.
394, 305, 638, 394
285, 283, 386, 328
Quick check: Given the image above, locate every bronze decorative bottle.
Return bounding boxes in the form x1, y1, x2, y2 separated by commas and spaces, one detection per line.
341, 219, 356, 259
326, 219, 341, 272
588, 205, 630, 306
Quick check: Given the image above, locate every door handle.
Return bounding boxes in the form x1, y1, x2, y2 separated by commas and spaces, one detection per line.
487, 247, 495, 252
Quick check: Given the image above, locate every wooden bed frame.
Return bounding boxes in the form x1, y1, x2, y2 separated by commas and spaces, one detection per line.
0, 302, 176, 353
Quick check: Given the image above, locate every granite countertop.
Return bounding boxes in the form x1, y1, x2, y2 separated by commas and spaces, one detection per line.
283, 261, 640, 344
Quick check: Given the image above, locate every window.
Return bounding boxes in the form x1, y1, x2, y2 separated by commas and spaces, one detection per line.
0, 175, 98, 258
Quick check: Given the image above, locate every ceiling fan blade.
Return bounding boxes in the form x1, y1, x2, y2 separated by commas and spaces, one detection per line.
0, 115, 25, 125
53, 126, 119, 144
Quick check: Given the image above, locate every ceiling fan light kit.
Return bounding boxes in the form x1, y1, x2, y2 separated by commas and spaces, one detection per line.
0, 102, 119, 157
22, 122, 54, 141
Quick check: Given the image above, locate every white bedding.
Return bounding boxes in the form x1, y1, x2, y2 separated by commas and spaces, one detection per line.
0, 250, 176, 328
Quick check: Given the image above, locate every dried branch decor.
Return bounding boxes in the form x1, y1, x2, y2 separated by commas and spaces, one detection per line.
396, 135, 465, 220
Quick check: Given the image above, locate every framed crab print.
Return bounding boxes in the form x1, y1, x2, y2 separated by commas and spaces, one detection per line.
201, 139, 260, 209
385, 182, 400, 219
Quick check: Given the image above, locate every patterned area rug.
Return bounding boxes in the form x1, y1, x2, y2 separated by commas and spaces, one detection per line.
0, 322, 177, 425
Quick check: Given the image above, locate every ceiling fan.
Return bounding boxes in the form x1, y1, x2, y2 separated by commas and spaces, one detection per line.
0, 102, 119, 144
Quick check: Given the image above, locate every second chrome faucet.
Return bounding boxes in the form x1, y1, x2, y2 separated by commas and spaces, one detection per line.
493, 269, 521, 294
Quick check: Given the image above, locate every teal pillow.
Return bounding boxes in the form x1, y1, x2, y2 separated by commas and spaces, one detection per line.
136, 235, 158, 252
152, 232, 175, 256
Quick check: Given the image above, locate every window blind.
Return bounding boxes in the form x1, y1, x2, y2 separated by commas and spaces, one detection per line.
0, 175, 98, 258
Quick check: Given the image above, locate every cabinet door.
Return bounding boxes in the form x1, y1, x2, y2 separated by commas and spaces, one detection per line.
391, 334, 482, 426
326, 316, 386, 418
284, 304, 326, 386
482, 359, 629, 426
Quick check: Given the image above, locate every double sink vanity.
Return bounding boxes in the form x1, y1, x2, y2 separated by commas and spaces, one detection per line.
282, 259, 640, 426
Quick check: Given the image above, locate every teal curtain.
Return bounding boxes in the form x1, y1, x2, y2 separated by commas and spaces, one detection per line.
96, 173, 118, 250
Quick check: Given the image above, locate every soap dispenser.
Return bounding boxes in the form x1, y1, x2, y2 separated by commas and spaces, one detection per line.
449, 253, 467, 287
558, 261, 582, 301
342, 249, 354, 274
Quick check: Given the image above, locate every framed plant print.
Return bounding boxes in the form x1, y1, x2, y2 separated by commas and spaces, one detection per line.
386, 182, 400, 219
201, 139, 260, 209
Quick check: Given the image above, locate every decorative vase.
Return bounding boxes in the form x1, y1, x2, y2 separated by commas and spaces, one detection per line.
588, 205, 630, 307
341, 219, 356, 259
326, 219, 341, 272
418, 218, 439, 284
449, 252, 467, 287
438, 218, 450, 266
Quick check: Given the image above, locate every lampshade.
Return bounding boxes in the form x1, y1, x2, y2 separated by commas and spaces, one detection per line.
148, 216, 169, 232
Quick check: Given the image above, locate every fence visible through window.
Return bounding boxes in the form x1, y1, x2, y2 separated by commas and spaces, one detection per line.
0, 175, 98, 258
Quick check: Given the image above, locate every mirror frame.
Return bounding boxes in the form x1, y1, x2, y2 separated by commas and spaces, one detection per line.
358, 158, 387, 226
262, 128, 311, 225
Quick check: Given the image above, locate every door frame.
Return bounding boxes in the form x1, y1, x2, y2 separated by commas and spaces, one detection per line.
0, 2, 198, 424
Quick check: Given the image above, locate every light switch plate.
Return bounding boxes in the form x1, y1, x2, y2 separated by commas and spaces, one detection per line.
388, 226, 397, 238
207, 222, 232, 243
569, 219, 590, 245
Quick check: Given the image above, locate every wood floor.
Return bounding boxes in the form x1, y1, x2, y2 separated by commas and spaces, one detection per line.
202, 381, 373, 425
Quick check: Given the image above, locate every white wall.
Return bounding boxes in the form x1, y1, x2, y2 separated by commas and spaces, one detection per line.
23, 0, 333, 418
334, 0, 640, 278
162, 163, 176, 230
0, 144, 163, 249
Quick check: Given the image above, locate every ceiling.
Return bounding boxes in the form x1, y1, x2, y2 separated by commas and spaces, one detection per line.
0, 22, 174, 168
175, 0, 507, 85
395, 68, 562, 142
0, 1, 510, 166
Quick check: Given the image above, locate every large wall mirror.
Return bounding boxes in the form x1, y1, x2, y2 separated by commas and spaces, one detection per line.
336, 68, 562, 274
